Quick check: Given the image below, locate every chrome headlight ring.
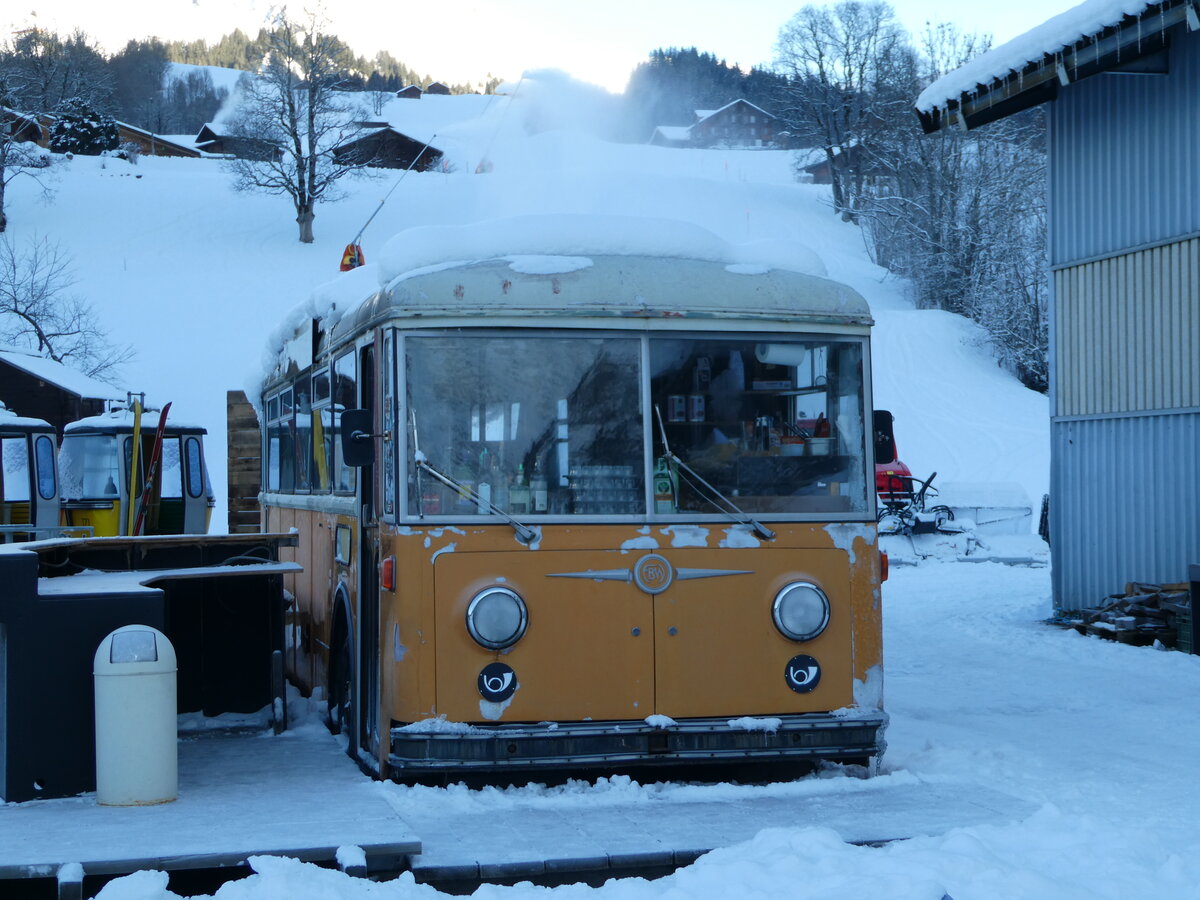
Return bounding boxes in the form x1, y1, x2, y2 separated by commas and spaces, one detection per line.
772, 581, 831, 642
466, 586, 529, 650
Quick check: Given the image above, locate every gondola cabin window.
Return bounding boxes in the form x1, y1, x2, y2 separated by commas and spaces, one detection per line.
35, 435, 56, 500
2, 436, 30, 502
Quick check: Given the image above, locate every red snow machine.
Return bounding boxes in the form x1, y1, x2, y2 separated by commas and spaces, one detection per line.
873, 410, 913, 510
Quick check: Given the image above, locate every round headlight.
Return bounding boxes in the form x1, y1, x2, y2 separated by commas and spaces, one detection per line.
466, 587, 528, 650
772, 582, 830, 642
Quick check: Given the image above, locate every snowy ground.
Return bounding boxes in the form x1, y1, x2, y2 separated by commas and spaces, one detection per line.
80, 560, 1200, 899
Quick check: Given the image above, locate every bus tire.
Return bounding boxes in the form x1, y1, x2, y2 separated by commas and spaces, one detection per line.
327, 612, 358, 756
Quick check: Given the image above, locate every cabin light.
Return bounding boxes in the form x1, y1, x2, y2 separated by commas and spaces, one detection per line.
772, 582, 830, 642
466, 587, 528, 650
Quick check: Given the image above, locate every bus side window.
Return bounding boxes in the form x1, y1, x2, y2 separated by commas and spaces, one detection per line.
333, 351, 358, 494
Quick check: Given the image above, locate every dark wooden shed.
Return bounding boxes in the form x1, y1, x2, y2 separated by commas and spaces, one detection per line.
332, 128, 443, 171
0, 349, 118, 436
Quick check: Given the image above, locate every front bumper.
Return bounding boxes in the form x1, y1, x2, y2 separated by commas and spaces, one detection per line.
389, 712, 887, 773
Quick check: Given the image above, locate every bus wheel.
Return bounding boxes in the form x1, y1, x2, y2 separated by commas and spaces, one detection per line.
328, 623, 357, 755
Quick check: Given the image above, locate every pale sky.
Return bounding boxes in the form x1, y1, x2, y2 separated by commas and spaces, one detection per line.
12, 0, 1080, 93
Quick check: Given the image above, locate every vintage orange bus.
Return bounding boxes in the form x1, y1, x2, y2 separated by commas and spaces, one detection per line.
260, 250, 887, 780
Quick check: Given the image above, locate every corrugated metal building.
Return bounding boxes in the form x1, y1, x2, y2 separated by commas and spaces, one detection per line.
916, 0, 1200, 609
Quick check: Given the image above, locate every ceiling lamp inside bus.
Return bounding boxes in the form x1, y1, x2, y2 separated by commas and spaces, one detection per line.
466, 587, 529, 650
772, 582, 830, 642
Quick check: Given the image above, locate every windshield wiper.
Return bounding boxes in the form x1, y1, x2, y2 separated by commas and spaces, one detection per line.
654, 405, 776, 542
411, 412, 537, 544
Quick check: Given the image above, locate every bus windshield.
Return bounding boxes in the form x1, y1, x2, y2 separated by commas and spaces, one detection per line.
403, 332, 869, 519
407, 335, 644, 516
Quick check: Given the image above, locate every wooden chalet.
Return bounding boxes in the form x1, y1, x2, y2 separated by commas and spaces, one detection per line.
689, 100, 778, 148
1, 107, 43, 144
194, 124, 281, 161
115, 123, 200, 158
648, 99, 779, 149
396, 85, 423, 99
424, 81, 451, 95
333, 127, 443, 171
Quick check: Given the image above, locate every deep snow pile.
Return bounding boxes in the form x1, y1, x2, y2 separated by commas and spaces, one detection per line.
4, 71, 1048, 527
88, 562, 1200, 899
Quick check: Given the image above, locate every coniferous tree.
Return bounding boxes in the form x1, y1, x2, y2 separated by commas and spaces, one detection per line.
109, 39, 170, 129
49, 97, 119, 155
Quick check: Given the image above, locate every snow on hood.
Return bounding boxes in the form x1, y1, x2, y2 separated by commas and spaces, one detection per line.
916, 0, 1156, 112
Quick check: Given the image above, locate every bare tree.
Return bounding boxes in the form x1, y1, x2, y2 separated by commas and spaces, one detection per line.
774, 1, 908, 220
4, 28, 114, 114
223, 7, 369, 243
858, 24, 1049, 391
0, 235, 130, 380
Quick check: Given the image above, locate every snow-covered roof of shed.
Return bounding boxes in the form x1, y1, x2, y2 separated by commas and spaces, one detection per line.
0, 347, 121, 400
915, 0, 1191, 131
652, 125, 692, 141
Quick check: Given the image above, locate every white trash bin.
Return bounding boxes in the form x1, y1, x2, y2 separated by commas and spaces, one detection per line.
93, 625, 178, 805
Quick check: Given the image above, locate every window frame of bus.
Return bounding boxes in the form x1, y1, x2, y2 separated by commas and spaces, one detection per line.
311, 364, 334, 492
394, 329, 872, 523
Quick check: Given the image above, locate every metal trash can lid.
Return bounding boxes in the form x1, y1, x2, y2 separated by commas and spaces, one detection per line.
94, 625, 177, 675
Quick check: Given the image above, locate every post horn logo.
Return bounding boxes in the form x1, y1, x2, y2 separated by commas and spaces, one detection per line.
784, 654, 821, 694
478, 662, 518, 702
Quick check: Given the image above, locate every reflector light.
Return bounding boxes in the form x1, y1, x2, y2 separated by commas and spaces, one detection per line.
382, 556, 395, 591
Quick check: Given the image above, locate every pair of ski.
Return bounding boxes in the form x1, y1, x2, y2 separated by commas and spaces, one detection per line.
131, 401, 172, 536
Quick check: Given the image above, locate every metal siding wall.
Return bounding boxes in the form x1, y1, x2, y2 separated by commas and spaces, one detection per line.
1051, 412, 1200, 610
1053, 238, 1200, 416
1048, 24, 1200, 267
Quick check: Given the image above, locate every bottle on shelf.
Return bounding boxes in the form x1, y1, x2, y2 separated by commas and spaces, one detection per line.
509, 463, 530, 514
531, 459, 548, 513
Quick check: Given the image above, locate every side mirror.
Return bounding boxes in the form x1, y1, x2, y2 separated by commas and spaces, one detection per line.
872, 409, 897, 465
340, 408, 375, 467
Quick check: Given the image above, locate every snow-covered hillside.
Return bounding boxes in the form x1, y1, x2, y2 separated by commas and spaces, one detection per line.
4, 71, 1048, 527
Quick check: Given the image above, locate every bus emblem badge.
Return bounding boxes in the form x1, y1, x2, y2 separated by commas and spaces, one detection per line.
478, 663, 518, 702
633, 554, 674, 595
784, 655, 821, 693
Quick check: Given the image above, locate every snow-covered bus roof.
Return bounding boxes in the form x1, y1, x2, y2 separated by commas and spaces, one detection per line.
339, 254, 871, 339
916, 0, 1190, 132
262, 214, 871, 384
